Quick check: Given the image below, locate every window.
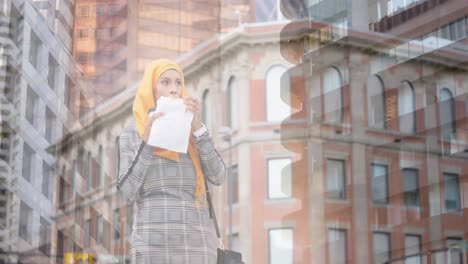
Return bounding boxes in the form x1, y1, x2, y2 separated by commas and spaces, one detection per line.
328, 229, 347, 264
29, 31, 42, 69
269, 229, 293, 264
373, 232, 391, 264
48, 55, 58, 91
22, 143, 34, 182
85, 219, 91, 248
69, 226, 75, 252
57, 229, 65, 258
398, 81, 415, 134
266, 65, 291, 122
232, 165, 239, 204
404, 235, 422, 264
227, 77, 238, 129
64, 76, 73, 109
323, 67, 343, 123
78, 29, 88, 39
114, 138, 119, 179
108, 4, 119, 16
77, 147, 85, 177
45, 108, 54, 143
77, 52, 87, 64
58, 166, 66, 207
26, 86, 38, 127
86, 152, 92, 190
71, 160, 76, 198
202, 90, 211, 129
75, 195, 83, 227
42, 162, 54, 200
230, 233, 240, 253
97, 145, 103, 188
94, 5, 105, 16
267, 158, 292, 199
39, 217, 51, 255
96, 215, 103, 244
444, 173, 460, 211
227, 165, 239, 204
96, 28, 107, 39
19, 201, 32, 242
447, 237, 463, 264
255, 0, 286, 22
327, 159, 346, 200
114, 209, 120, 240
402, 169, 420, 207
371, 164, 389, 204
79, 6, 89, 17
439, 88, 456, 140
77, 52, 92, 64
367, 75, 386, 128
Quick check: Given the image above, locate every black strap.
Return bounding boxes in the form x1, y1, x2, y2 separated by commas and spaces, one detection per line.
203, 175, 222, 239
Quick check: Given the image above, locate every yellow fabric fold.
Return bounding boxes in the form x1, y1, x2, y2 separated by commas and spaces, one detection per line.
132, 59, 206, 207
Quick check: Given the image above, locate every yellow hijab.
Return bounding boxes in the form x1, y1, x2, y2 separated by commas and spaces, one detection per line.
132, 59, 206, 207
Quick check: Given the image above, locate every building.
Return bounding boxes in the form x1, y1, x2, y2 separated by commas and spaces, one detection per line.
71, 0, 241, 105
0, 0, 96, 263
49, 0, 467, 263
70, 0, 295, 104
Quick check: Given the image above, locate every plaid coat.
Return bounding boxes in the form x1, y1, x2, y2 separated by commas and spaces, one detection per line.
117, 119, 226, 264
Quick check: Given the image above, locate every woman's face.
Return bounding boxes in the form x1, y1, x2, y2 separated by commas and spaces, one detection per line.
153, 69, 182, 102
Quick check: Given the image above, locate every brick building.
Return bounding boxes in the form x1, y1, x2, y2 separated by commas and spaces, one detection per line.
50, 0, 467, 263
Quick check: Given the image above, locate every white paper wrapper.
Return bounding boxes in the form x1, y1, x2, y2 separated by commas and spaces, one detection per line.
147, 96, 194, 153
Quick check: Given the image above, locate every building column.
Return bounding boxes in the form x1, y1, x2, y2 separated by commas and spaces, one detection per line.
424, 81, 443, 250
349, 51, 370, 264
308, 140, 326, 263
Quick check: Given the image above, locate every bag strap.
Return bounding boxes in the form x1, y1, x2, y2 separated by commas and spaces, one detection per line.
204, 175, 222, 240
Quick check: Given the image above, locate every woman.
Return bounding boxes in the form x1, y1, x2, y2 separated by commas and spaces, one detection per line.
117, 59, 226, 263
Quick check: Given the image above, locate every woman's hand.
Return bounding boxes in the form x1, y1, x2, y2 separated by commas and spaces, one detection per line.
143, 112, 165, 143
184, 97, 202, 130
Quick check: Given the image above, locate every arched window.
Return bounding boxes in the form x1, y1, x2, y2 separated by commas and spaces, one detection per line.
367, 75, 386, 128
114, 139, 119, 179
202, 90, 211, 129
266, 65, 291, 122
439, 88, 456, 140
323, 67, 343, 123
227, 77, 238, 129
398, 81, 415, 134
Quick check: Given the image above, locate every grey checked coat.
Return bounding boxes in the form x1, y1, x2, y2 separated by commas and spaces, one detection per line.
117, 119, 226, 264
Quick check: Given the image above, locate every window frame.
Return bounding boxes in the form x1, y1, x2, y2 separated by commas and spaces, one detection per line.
371, 163, 389, 204
373, 232, 391, 264
79, 6, 89, 17
404, 234, 422, 264
326, 158, 347, 200
323, 66, 344, 123
267, 157, 293, 200
398, 81, 416, 134
402, 168, 420, 208
268, 228, 294, 264
328, 228, 348, 264
265, 65, 291, 122
439, 87, 456, 140
367, 75, 386, 129
443, 172, 461, 212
